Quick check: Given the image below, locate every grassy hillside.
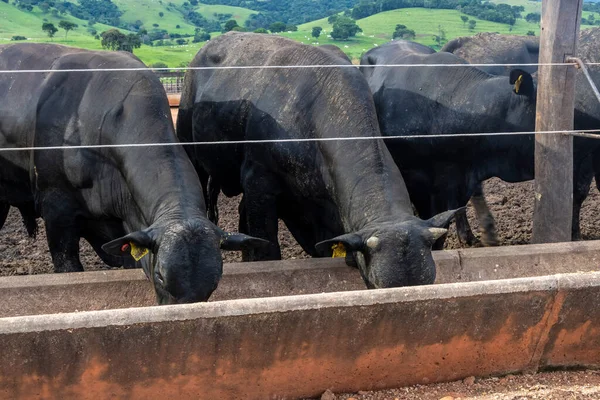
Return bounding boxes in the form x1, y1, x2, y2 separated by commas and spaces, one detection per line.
1, 1, 256, 38
0, 0, 257, 66
112, 0, 197, 34
490, 0, 599, 22
195, 3, 255, 23
113, 0, 255, 34
289, 7, 543, 60
2, 0, 597, 67
0, 1, 114, 41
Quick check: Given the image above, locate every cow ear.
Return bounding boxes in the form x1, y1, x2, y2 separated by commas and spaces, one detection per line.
426, 207, 463, 229
220, 232, 271, 251
102, 231, 154, 261
315, 233, 364, 257
510, 69, 534, 97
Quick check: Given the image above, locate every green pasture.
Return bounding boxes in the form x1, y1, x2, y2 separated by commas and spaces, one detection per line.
2, 0, 597, 67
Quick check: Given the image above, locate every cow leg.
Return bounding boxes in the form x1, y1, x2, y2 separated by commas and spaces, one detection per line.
197, 166, 210, 209
572, 157, 594, 240
429, 195, 450, 250
206, 176, 220, 225
0, 203, 9, 231
239, 173, 281, 261
16, 203, 38, 239
454, 208, 478, 247
40, 192, 84, 273
572, 179, 591, 241
470, 184, 498, 247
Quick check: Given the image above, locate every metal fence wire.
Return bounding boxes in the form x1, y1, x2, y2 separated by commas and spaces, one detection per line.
0, 61, 600, 149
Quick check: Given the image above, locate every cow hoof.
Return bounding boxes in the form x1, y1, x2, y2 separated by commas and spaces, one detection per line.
471, 240, 484, 248
481, 234, 499, 247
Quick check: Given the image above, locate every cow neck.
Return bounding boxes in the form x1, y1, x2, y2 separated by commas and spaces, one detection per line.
116, 143, 206, 232
310, 69, 415, 233
322, 138, 414, 233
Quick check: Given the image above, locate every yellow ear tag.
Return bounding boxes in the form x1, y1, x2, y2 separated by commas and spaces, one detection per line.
331, 242, 346, 258
515, 75, 523, 93
130, 242, 149, 262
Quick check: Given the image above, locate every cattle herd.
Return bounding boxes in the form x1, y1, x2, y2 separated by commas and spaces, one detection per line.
0, 29, 599, 305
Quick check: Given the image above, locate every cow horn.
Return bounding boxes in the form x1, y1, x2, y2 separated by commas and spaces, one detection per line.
366, 236, 379, 249
428, 228, 448, 240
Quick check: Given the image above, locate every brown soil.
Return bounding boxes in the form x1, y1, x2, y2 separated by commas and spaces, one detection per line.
316, 370, 600, 399
3, 177, 600, 275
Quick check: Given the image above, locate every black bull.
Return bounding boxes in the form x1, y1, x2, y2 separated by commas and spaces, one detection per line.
0, 43, 265, 304
177, 32, 459, 290
362, 36, 600, 247
442, 30, 600, 245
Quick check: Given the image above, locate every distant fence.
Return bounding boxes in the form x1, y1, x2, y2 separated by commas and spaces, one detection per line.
156, 71, 185, 94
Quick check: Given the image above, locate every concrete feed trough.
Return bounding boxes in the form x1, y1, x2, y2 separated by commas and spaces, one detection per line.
0, 241, 599, 399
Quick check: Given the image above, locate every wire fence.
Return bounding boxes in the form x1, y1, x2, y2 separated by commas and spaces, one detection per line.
155, 71, 185, 94
0, 61, 588, 74
1, 59, 599, 151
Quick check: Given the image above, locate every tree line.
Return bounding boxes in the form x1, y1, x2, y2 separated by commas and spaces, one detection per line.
14, 0, 122, 26
200, 0, 357, 29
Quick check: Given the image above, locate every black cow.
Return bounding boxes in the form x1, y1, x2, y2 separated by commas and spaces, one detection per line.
0, 43, 265, 304
360, 40, 539, 248
177, 32, 458, 289
442, 32, 539, 76
443, 30, 600, 243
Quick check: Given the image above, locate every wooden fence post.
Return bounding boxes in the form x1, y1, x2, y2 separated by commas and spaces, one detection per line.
532, 0, 583, 243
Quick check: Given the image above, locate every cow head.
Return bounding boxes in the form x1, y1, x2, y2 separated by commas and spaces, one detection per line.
315, 209, 459, 288
102, 219, 269, 304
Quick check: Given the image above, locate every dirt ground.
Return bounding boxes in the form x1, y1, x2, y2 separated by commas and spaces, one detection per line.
316, 370, 600, 400
3, 177, 600, 275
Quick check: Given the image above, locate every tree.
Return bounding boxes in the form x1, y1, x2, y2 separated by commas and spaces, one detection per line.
223, 19, 239, 32
100, 29, 141, 53
189, 0, 198, 5
311, 26, 322, 39
159, 12, 164, 17
39, 2, 51, 13
352, 1, 377, 19
525, 12, 540, 24
461, 15, 468, 26
331, 16, 362, 41
100, 29, 125, 50
468, 19, 477, 31
268, 21, 287, 33
393, 24, 415, 40
433, 25, 446, 47
42, 23, 58, 39
193, 27, 211, 42
150, 62, 169, 70
58, 21, 78, 39
285, 24, 298, 32
526, 30, 536, 36
11, 36, 27, 41
254, 28, 268, 33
